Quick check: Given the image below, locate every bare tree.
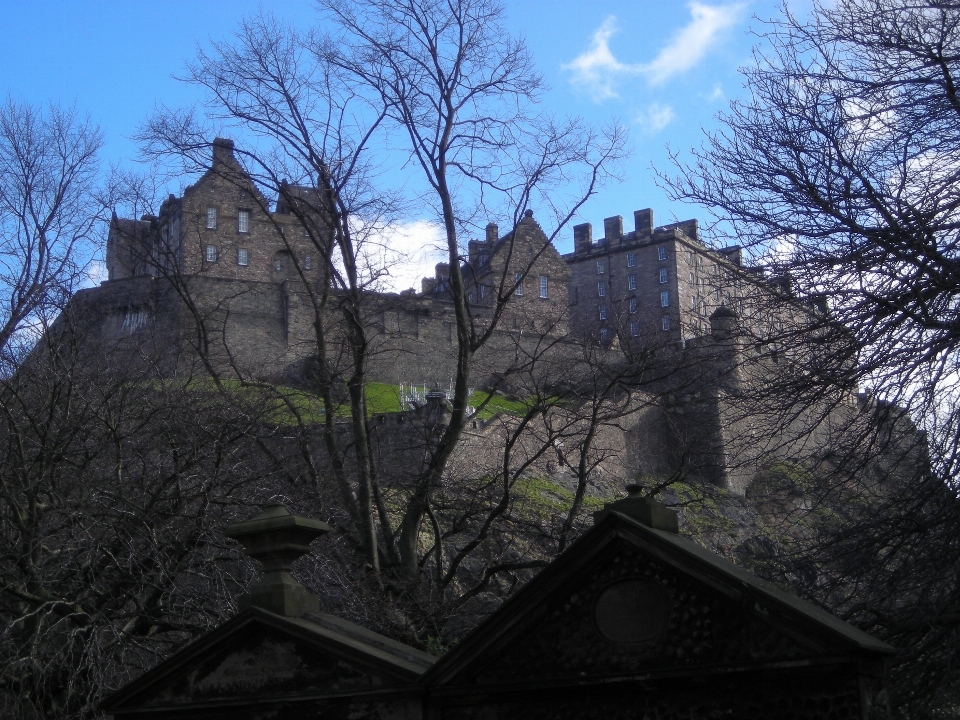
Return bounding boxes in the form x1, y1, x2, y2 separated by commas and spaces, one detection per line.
661, 1, 960, 715
318, 0, 626, 581
0, 98, 103, 368
138, 0, 625, 588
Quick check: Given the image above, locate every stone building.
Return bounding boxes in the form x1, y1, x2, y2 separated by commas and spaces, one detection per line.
107, 138, 326, 287
103, 499, 893, 719
71, 138, 911, 500
563, 208, 813, 348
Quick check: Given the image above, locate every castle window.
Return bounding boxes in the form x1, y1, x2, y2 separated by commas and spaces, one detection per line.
599, 305, 607, 320
631, 322, 639, 337
662, 316, 671, 331
600, 328, 609, 343
629, 297, 637, 314
627, 274, 636, 291
539, 275, 548, 298
659, 268, 668, 284
478, 284, 486, 300
121, 308, 147, 333
661, 291, 670, 307
597, 259, 605, 275
658, 245, 667, 261
627, 252, 635, 267
275, 256, 283, 272
204, 244, 218, 263
206, 207, 217, 229
238, 210, 250, 233
598, 281, 606, 297
237, 248, 249, 266
514, 272, 523, 296
478, 252, 488, 266
305, 254, 312, 270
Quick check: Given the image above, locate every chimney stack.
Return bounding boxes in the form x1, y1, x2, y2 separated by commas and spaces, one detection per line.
634, 209, 654, 237
224, 503, 330, 617
212, 137, 236, 169
573, 222, 593, 254
603, 215, 623, 245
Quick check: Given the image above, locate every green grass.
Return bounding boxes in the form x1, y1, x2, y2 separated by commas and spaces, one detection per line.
469, 390, 529, 419
512, 477, 607, 518
166, 377, 529, 425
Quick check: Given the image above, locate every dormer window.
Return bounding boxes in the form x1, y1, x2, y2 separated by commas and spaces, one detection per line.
206, 207, 217, 229
238, 210, 250, 233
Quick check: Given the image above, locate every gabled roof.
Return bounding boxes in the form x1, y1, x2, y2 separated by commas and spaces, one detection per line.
103, 605, 435, 714
424, 510, 893, 687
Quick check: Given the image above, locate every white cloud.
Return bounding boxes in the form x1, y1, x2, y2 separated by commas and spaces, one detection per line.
642, 2, 745, 85
562, 16, 639, 102
706, 83, 725, 101
84, 260, 108, 288
563, 4, 744, 100
636, 103, 677, 132
351, 219, 446, 293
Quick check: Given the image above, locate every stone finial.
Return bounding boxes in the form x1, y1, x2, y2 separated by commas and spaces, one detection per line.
593, 484, 679, 533
224, 503, 330, 617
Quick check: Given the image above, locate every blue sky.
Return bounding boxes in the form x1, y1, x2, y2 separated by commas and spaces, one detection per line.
0, 0, 798, 271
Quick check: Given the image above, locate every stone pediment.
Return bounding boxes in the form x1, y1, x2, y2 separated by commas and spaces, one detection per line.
426, 511, 892, 687
104, 607, 434, 714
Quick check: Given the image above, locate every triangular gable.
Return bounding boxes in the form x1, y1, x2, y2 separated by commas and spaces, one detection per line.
104, 606, 433, 714
426, 512, 892, 687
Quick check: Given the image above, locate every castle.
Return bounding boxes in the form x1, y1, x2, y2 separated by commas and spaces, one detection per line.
63, 139, 895, 496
